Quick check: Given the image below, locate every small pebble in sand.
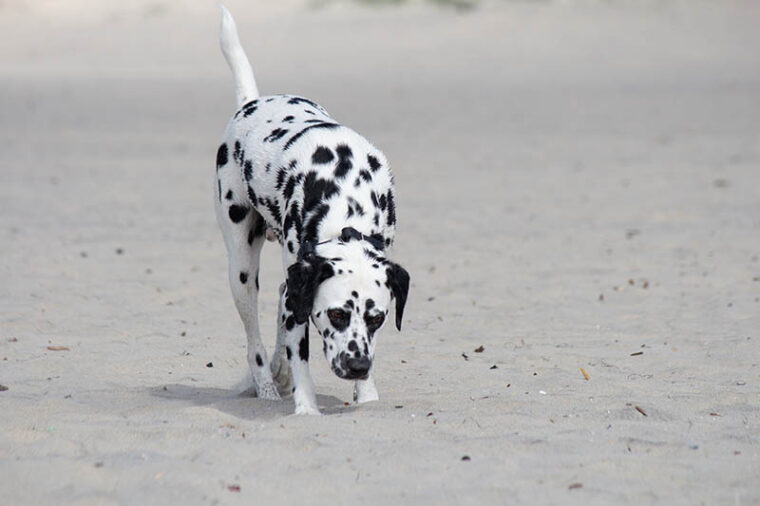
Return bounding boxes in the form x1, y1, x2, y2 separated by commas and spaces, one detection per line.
490, 365, 498, 370
47, 346, 70, 351
115, 248, 124, 255
206, 362, 213, 368
474, 346, 484, 353
461, 455, 471, 461
580, 367, 591, 380
0, 385, 8, 391
228, 485, 241, 492
568, 483, 583, 490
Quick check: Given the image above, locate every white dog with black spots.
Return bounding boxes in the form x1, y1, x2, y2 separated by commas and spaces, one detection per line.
214, 6, 410, 415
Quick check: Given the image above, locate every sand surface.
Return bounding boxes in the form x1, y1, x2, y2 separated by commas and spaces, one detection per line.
1, 1, 759, 504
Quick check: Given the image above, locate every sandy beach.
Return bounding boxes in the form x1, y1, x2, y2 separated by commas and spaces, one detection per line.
1, 0, 759, 504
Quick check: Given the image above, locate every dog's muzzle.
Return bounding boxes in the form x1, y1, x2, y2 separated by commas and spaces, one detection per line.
340, 356, 371, 380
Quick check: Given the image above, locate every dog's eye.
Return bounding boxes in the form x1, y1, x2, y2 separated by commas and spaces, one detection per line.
327, 309, 350, 328
366, 313, 384, 330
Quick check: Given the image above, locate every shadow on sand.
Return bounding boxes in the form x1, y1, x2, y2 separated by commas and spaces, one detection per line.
149, 383, 352, 420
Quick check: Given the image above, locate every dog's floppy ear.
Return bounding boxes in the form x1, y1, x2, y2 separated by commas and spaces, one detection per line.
286, 254, 335, 325
386, 262, 410, 331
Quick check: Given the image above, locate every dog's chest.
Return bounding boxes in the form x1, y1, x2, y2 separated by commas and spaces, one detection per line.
225, 95, 397, 249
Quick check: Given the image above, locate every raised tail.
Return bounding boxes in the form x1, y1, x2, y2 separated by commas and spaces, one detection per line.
219, 5, 259, 107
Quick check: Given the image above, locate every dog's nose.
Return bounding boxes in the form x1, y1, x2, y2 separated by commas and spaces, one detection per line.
345, 356, 371, 379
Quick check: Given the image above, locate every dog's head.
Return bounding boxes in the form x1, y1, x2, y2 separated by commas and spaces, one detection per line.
285, 231, 409, 380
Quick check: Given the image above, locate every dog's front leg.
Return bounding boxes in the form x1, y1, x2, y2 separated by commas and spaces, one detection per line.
280, 308, 319, 415
270, 282, 294, 397
354, 366, 379, 404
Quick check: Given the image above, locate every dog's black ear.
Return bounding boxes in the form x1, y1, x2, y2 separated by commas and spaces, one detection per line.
386, 262, 410, 331
286, 255, 335, 325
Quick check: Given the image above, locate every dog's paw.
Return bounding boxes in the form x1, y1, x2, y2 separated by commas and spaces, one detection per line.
293, 404, 321, 416
257, 382, 281, 401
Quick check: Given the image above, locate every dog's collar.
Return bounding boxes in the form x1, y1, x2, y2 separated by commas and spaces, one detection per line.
298, 227, 384, 262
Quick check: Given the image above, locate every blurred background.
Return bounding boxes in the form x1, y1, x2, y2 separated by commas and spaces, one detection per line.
1, 1, 758, 504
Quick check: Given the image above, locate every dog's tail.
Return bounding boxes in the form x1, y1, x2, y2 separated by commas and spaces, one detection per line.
219, 4, 259, 107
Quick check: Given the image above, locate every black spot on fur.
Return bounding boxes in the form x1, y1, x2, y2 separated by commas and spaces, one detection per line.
287, 241, 294, 254
239, 271, 248, 284
233, 141, 243, 165
243, 160, 253, 181
228, 205, 249, 223
255, 353, 263, 367
352, 291, 359, 298
289, 202, 303, 238
247, 185, 257, 205
302, 203, 330, 243
283, 174, 302, 203
217, 179, 222, 203
283, 123, 340, 150
312, 146, 334, 164
303, 172, 339, 214
286, 346, 292, 360
359, 170, 372, 183
282, 115, 295, 123
285, 315, 295, 331
387, 191, 397, 226
346, 204, 354, 218
348, 340, 359, 352
334, 144, 353, 179
367, 154, 381, 172
276, 167, 288, 189
264, 198, 282, 224
255, 271, 260, 291
347, 197, 365, 217
298, 335, 309, 361
371, 191, 379, 208
264, 128, 289, 143
225, 190, 233, 200
216, 143, 228, 168
379, 193, 387, 210
287, 96, 321, 109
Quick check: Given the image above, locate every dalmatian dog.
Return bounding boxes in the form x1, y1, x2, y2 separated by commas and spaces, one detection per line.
214, 7, 410, 415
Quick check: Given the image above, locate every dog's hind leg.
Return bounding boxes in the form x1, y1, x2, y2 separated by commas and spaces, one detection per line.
216, 189, 280, 400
